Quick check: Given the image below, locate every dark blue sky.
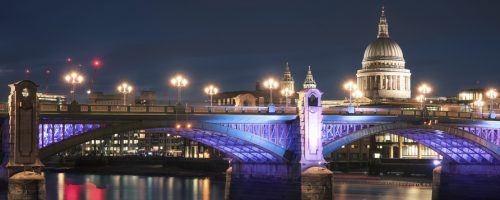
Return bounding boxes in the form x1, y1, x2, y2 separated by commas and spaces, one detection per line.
0, 0, 499, 102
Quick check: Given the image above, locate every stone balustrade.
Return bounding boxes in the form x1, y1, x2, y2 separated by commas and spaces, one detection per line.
0, 102, 498, 120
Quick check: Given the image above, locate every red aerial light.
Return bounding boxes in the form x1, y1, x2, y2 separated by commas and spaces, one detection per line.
92, 58, 102, 69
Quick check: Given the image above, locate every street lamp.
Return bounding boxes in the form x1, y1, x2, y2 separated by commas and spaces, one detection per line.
204, 85, 218, 106
486, 89, 498, 119
263, 78, 278, 106
344, 81, 357, 113
64, 71, 84, 101
416, 95, 425, 110
474, 99, 484, 116
417, 84, 432, 110
170, 75, 188, 105
117, 82, 133, 106
281, 87, 294, 108
352, 90, 363, 107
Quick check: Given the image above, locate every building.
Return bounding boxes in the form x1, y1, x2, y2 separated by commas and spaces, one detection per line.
457, 88, 499, 113
37, 93, 67, 104
88, 90, 157, 105
356, 6, 411, 100
80, 130, 223, 159
327, 133, 441, 170
214, 62, 307, 106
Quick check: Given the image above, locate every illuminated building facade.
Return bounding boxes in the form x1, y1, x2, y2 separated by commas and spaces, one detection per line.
327, 133, 441, 168
80, 130, 223, 159
356, 6, 411, 100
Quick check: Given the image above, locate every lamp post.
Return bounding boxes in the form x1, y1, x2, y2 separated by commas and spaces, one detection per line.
170, 75, 188, 105
474, 99, 484, 116
117, 82, 133, 106
416, 95, 425, 110
418, 84, 432, 110
352, 90, 363, 108
344, 81, 357, 113
204, 85, 218, 106
281, 87, 293, 108
486, 89, 498, 119
64, 72, 84, 101
263, 78, 278, 106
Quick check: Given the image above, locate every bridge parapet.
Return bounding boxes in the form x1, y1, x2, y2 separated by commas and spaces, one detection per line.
33, 103, 298, 115
322, 107, 500, 120
1, 102, 499, 120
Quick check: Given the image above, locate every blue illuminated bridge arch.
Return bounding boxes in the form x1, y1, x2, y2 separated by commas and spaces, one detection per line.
29, 112, 500, 165
38, 115, 297, 163
322, 122, 500, 164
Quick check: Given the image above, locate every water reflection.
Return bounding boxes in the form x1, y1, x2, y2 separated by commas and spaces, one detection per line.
45, 172, 225, 200
42, 172, 432, 200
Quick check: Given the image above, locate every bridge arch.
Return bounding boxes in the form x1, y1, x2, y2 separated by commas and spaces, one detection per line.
39, 120, 289, 163
323, 122, 500, 164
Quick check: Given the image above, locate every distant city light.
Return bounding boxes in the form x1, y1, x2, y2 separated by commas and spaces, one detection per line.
433, 160, 441, 166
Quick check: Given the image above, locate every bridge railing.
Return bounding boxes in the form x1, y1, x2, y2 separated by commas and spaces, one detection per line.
35, 104, 298, 114
322, 107, 499, 120
0, 102, 497, 120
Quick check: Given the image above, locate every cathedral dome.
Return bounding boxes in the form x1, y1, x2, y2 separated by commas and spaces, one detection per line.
363, 38, 404, 62
361, 6, 405, 69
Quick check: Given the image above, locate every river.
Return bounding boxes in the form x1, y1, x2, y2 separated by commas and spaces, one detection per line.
37, 172, 432, 199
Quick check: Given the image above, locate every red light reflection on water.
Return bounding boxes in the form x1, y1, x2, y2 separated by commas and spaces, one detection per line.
64, 183, 106, 200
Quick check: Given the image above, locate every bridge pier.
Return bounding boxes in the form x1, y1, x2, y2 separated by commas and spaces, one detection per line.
432, 163, 500, 200
301, 166, 334, 200
224, 163, 333, 200
225, 163, 301, 200
0, 81, 45, 199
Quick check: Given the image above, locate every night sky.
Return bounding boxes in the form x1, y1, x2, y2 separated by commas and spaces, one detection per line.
0, 0, 499, 103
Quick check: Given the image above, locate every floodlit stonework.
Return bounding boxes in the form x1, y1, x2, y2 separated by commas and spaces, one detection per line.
356, 6, 411, 100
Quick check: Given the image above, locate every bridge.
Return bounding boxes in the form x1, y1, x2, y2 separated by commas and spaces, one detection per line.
1, 81, 499, 200
1, 102, 498, 164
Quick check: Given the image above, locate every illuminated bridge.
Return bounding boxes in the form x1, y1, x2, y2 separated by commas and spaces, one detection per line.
1, 83, 499, 200
0, 102, 498, 165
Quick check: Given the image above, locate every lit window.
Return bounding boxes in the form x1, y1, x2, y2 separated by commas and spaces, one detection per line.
374, 153, 381, 158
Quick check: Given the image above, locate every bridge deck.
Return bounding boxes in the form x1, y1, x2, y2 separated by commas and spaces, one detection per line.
1, 103, 498, 121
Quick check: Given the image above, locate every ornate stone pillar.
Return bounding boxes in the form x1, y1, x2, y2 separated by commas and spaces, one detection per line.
298, 88, 333, 200
0, 80, 45, 199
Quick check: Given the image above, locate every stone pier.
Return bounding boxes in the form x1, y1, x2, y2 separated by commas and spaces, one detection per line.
225, 163, 301, 200
432, 164, 500, 200
0, 80, 45, 200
